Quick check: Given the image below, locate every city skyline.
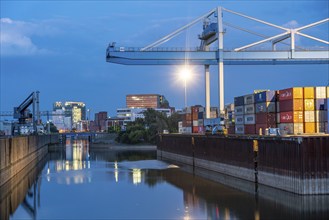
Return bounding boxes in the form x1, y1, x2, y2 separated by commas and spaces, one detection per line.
1, 1, 328, 117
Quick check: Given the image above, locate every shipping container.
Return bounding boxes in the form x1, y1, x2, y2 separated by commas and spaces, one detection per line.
276, 113, 280, 124
303, 87, 315, 99
280, 111, 303, 123
279, 99, 303, 112
244, 104, 255, 114
234, 96, 244, 106
255, 102, 276, 113
198, 112, 204, 119
244, 114, 256, 124
193, 120, 199, 127
234, 106, 244, 116
315, 122, 326, 133
244, 94, 255, 105
235, 115, 244, 125
276, 102, 280, 112
192, 126, 199, 133
315, 99, 327, 110
304, 111, 315, 123
304, 99, 315, 111
315, 110, 328, 122
279, 87, 303, 101
278, 123, 303, 135
244, 124, 256, 134
192, 113, 198, 120
178, 121, 183, 128
192, 106, 199, 113
186, 113, 192, 121
198, 119, 204, 126
255, 124, 267, 135
304, 122, 316, 133
185, 107, 191, 114
235, 125, 244, 134
228, 125, 235, 134
198, 126, 204, 133
183, 120, 192, 127
315, 86, 326, 99
255, 112, 276, 125
254, 90, 276, 103
199, 107, 204, 112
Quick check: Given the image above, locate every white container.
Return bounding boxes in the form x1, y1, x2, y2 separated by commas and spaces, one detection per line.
244, 94, 255, 105
244, 114, 256, 124
315, 86, 326, 99
235, 115, 244, 125
193, 120, 199, 127
178, 121, 183, 128
304, 111, 315, 123
234, 106, 244, 116
235, 125, 244, 134
244, 104, 255, 114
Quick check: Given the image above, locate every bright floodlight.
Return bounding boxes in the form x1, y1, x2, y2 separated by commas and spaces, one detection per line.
180, 66, 192, 81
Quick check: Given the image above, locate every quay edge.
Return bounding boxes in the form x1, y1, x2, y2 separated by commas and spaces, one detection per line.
157, 134, 329, 195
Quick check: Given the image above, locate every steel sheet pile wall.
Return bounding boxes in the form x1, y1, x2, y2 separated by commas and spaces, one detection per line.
158, 134, 329, 194
0, 135, 58, 187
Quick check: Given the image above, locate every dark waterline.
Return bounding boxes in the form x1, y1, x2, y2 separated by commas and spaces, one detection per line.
2, 139, 329, 219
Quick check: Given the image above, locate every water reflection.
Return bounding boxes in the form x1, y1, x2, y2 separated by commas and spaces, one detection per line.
3, 138, 329, 220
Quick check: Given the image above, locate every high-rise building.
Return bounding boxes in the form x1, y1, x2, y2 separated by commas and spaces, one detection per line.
95, 111, 108, 131
52, 101, 86, 130
126, 94, 170, 109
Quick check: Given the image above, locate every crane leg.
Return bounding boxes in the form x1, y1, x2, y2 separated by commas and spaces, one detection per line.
205, 65, 210, 118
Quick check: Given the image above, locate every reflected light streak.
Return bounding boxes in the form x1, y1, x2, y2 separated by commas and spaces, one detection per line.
132, 169, 142, 185
114, 161, 119, 183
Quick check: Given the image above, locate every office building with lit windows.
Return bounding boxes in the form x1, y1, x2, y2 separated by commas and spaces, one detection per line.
52, 101, 86, 130
126, 94, 170, 109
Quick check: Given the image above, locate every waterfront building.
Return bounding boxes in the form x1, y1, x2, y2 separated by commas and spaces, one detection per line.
52, 101, 86, 130
94, 111, 108, 132
126, 94, 170, 109
116, 108, 172, 124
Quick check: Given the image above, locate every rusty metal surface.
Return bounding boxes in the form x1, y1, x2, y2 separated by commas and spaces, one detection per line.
157, 134, 329, 179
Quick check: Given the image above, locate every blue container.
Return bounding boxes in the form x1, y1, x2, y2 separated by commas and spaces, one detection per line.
198, 112, 203, 119
254, 91, 276, 103
316, 99, 328, 110
234, 96, 244, 106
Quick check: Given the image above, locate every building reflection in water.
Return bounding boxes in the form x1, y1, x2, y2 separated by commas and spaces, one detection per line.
48, 138, 91, 185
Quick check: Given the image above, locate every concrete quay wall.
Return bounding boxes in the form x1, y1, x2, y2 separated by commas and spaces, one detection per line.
157, 134, 329, 195
0, 135, 58, 187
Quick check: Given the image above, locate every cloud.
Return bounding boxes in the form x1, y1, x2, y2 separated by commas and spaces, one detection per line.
282, 20, 299, 29
0, 18, 57, 56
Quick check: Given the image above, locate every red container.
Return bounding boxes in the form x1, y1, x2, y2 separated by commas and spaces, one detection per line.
192, 107, 199, 114
279, 87, 303, 101
279, 99, 304, 112
255, 113, 276, 125
228, 125, 235, 134
280, 111, 303, 123
192, 126, 199, 133
256, 124, 267, 135
244, 124, 256, 134
186, 113, 192, 120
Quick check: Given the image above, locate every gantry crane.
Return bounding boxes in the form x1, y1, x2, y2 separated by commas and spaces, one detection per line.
106, 7, 329, 118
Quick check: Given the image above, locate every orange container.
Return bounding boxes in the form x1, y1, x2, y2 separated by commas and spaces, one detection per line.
303, 87, 314, 99
304, 99, 315, 111
304, 122, 316, 133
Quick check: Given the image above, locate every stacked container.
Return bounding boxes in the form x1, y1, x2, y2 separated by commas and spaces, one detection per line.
244, 94, 256, 134
278, 87, 304, 135
234, 96, 244, 134
254, 91, 277, 135
314, 86, 327, 133
192, 106, 204, 133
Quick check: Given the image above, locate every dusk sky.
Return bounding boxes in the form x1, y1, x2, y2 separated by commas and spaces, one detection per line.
1, 0, 328, 119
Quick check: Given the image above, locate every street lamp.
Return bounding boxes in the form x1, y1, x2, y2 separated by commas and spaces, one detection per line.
180, 66, 192, 108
